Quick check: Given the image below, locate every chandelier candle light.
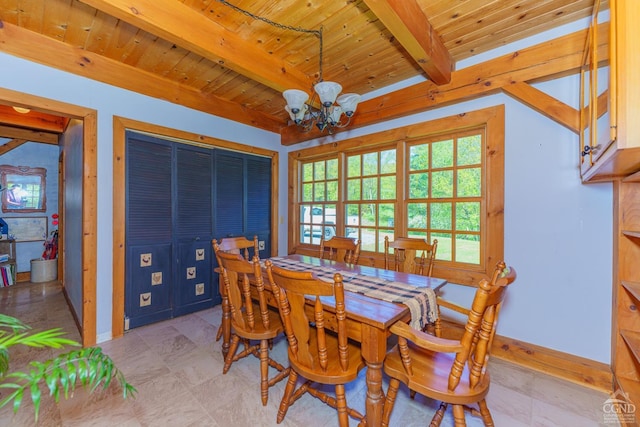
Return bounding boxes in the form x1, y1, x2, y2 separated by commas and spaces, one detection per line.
218, 0, 361, 134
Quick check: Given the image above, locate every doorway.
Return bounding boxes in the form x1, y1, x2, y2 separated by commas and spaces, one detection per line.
0, 87, 98, 347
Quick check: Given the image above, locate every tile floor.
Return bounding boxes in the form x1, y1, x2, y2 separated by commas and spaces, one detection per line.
0, 281, 621, 426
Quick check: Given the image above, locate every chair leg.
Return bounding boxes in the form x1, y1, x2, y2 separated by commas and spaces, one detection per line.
277, 370, 298, 424
452, 404, 467, 427
259, 339, 269, 406
334, 384, 349, 427
477, 399, 494, 426
223, 335, 241, 374
430, 402, 448, 427
382, 378, 400, 427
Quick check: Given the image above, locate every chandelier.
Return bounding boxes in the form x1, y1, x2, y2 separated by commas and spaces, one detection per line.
218, 0, 361, 134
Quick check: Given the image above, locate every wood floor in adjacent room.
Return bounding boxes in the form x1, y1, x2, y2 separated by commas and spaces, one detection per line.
0, 281, 619, 426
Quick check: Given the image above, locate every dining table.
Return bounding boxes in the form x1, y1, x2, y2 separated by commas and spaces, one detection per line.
218, 253, 447, 427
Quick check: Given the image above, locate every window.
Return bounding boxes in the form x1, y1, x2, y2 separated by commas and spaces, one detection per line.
299, 158, 339, 244
290, 106, 504, 286
345, 148, 397, 252
406, 131, 483, 265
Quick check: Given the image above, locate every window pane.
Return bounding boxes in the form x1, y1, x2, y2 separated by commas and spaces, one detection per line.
347, 178, 361, 200
363, 152, 378, 176
302, 183, 313, 201
314, 161, 325, 180
407, 203, 426, 229
456, 202, 480, 231
327, 180, 338, 201
457, 168, 481, 197
409, 144, 429, 170
311, 205, 323, 224
432, 139, 453, 168
347, 155, 361, 177
380, 149, 396, 174
379, 203, 395, 228
346, 204, 359, 224
326, 158, 338, 179
302, 163, 313, 182
432, 170, 453, 198
455, 234, 480, 264
409, 172, 428, 198
346, 226, 358, 239
361, 203, 377, 226
380, 176, 396, 199
433, 232, 451, 261
362, 177, 378, 200
457, 135, 482, 166
361, 228, 377, 252
313, 182, 326, 201
431, 202, 452, 229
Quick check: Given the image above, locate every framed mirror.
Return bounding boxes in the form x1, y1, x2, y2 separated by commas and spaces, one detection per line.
0, 165, 47, 213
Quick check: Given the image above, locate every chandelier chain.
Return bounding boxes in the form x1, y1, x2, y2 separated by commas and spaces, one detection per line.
217, 0, 324, 81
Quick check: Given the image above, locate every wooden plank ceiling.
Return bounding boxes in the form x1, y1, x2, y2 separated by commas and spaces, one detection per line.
0, 0, 605, 145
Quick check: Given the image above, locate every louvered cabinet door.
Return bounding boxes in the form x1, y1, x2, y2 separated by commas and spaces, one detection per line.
125, 134, 173, 328
214, 151, 271, 257
174, 146, 215, 316
246, 155, 272, 257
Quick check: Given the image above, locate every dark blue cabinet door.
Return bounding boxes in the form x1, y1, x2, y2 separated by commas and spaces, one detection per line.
174, 239, 213, 316
174, 146, 216, 315
125, 132, 271, 329
126, 134, 173, 328
126, 243, 173, 328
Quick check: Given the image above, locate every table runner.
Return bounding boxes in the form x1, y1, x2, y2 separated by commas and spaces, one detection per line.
266, 257, 437, 330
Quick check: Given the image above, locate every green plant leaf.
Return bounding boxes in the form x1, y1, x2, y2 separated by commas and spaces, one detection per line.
0, 315, 136, 421
0, 314, 29, 332
30, 382, 41, 422
0, 347, 9, 376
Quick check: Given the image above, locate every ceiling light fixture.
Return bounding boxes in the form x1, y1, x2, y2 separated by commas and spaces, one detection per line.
218, 0, 360, 134
12, 106, 31, 114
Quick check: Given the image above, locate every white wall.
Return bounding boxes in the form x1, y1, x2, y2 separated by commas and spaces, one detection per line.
0, 15, 613, 363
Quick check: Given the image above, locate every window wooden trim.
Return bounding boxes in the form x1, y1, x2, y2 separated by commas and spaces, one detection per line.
288, 105, 504, 286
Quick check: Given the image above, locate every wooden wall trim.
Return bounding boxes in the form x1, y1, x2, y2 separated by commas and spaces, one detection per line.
0, 87, 98, 347
492, 335, 613, 392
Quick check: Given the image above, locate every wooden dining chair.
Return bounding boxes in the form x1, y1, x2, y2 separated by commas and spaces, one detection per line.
384, 236, 438, 276
265, 260, 366, 427
212, 235, 259, 342
319, 235, 361, 265
381, 262, 517, 427
214, 247, 290, 406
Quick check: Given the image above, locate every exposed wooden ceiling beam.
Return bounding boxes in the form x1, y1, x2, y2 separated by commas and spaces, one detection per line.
80, 0, 312, 93
0, 126, 59, 145
0, 21, 284, 133
362, 0, 452, 85
281, 23, 609, 145
0, 139, 28, 155
0, 106, 69, 134
503, 82, 579, 133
